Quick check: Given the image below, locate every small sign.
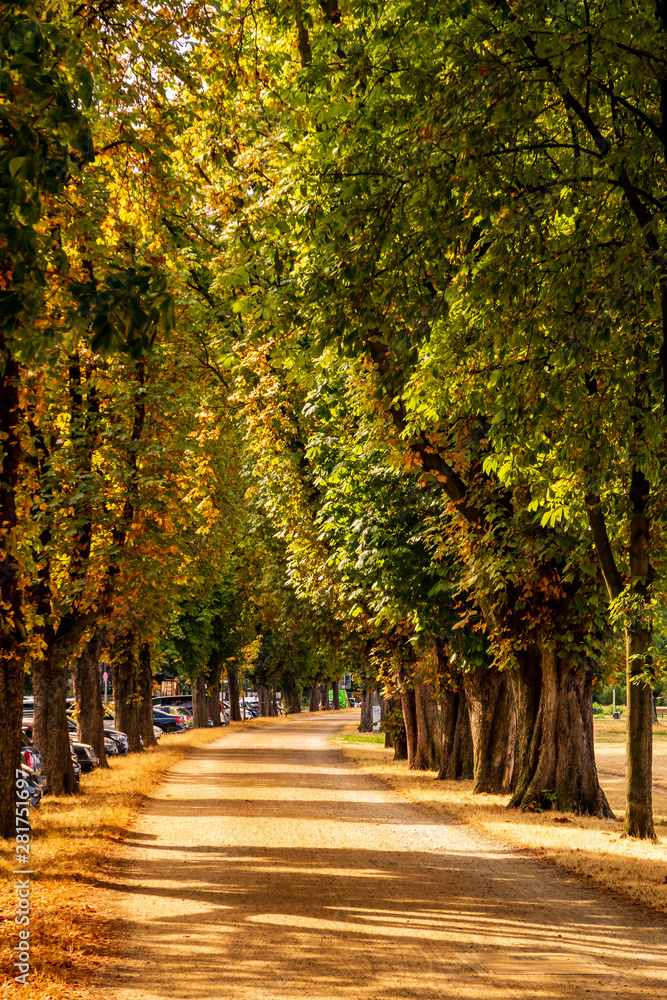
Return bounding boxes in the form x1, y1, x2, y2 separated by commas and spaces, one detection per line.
102, 672, 108, 681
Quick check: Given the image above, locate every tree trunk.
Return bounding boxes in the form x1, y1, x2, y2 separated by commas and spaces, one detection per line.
413, 684, 440, 770
509, 645, 541, 802
625, 465, 655, 838
258, 682, 272, 717
508, 643, 613, 816
192, 673, 209, 728
0, 338, 27, 836
0, 647, 24, 837
138, 642, 157, 747
32, 640, 78, 794
308, 680, 320, 712
207, 670, 222, 727
283, 674, 302, 713
271, 685, 278, 716
438, 687, 474, 780
321, 682, 330, 711
332, 680, 340, 709
464, 666, 516, 793
111, 632, 142, 752
74, 635, 108, 766
385, 712, 394, 749
227, 663, 241, 722
400, 688, 418, 767
359, 688, 374, 732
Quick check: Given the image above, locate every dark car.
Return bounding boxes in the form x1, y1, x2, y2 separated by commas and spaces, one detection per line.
70, 741, 99, 773
67, 716, 130, 756
152, 708, 187, 733
71, 752, 82, 784
18, 765, 42, 807
103, 725, 129, 754
20, 736, 48, 798
23, 726, 82, 790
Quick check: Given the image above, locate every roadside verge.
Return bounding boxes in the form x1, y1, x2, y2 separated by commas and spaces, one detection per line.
334, 724, 667, 918
0, 716, 291, 999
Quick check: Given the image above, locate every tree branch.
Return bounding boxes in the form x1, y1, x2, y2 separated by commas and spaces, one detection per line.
585, 493, 624, 600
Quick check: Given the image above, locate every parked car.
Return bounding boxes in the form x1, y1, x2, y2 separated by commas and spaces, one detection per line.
71, 752, 82, 784
18, 765, 42, 807
23, 726, 83, 790
152, 708, 187, 733
20, 736, 47, 798
66, 716, 128, 757
152, 695, 193, 712
153, 726, 164, 739
161, 705, 194, 728
70, 741, 99, 773
103, 724, 129, 755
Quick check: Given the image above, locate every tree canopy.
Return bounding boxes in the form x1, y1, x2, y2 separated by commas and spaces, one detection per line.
2, 0, 666, 840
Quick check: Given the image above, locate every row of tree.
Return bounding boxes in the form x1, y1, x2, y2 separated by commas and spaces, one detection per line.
2, 1, 666, 842
180, 0, 667, 840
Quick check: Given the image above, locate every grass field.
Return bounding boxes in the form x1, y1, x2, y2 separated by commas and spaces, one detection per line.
335, 718, 667, 918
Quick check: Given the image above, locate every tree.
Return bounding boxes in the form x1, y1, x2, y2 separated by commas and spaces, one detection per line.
201, 0, 621, 818
0, 1, 100, 831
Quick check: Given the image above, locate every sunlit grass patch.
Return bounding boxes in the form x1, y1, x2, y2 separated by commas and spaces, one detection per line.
0, 716, 290, 998
336, 722, 667, 917
335, 732, 386, 744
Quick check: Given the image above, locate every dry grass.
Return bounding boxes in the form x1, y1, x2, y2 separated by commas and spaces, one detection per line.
335, 719, 667, 918
0, 717, 290, 1000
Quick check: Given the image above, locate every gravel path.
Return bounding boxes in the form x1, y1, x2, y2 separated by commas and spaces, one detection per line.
102, 711, 667, 1000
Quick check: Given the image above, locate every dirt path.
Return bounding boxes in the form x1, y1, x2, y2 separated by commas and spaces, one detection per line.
101, 711, 667, 1000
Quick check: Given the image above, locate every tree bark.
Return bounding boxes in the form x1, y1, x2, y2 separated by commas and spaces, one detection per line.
509, 645, 542, 803
400, 688, 418, 767
359, 688, 374, 732
111, 631, 142, 752
438, 687, 474, 780
0, 338, 27, 836
271, 684, 278, 716
32, 640, 78, 794
625, 465, 655, 838
138, 641, 157, 747
321, 682, 330, 711
308, 679, 321, 712
192, 673, 209, 728
282, 674, 302, 713
508, 643, 613, 816
74, 635, 108, 766
463, 666, 516, 793
0, 646, 24, 837
413, 684, 441, 770
587, 479, 655, 837
258, 682, 272, 717
207, 670, 222, 727
227, 663, 241, 721
332, 680, 341, 709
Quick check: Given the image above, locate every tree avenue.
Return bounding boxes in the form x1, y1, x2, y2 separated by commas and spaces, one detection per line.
0, 0, 665, 843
